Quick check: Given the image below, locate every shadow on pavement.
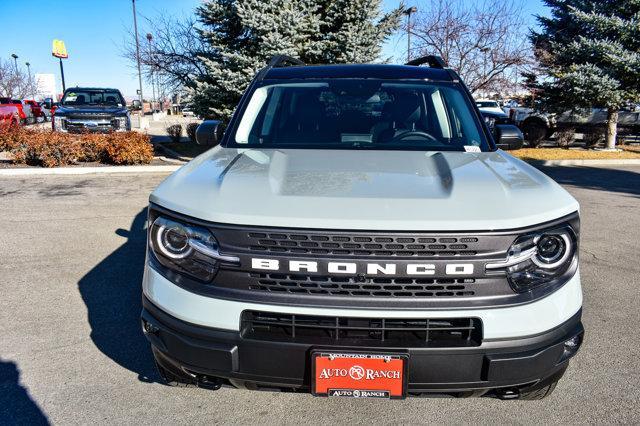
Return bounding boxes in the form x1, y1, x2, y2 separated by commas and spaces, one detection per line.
0, 359, 50, 425
77, 208, 158, 383
538, 165, 640, 198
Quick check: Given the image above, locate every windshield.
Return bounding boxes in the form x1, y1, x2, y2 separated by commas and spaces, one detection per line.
232, 80, 490, 151
61, 90, 124, 107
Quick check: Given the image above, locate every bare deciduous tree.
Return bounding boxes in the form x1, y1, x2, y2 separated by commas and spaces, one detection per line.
0, 59, 31, 98
410, 0, 531, 95
122, 14, 212, 95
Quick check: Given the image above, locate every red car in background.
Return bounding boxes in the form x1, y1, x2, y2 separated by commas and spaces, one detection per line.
0, 98, 35, 125
0, 104, 19, 126
24, 100, 44, 120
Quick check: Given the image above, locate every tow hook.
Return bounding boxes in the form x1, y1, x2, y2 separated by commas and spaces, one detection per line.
197, 376, 223, 391
496, 388, 520, 400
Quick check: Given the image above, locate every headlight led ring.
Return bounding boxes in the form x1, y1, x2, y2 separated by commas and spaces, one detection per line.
155, 223, 193, 259
531, 233, 572, 269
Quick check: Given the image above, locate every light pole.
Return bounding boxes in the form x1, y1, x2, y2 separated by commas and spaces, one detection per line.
146, 33, 157, 113
403, 6, 417, 63
132, 0, 144, 123
11, 53, 18, 72
480, 47, 490, 97
25, 62, 34, 99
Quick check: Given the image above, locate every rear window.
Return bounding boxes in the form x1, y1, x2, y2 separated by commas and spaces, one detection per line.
231, 80, 489, 151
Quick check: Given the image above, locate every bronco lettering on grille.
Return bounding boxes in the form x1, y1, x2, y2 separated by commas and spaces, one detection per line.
250, 258, 474, 276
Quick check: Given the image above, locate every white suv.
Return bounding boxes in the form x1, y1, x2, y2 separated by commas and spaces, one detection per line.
141, 55, 583, 400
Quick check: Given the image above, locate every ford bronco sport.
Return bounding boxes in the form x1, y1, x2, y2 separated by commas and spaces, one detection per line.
142, 55, 583, 400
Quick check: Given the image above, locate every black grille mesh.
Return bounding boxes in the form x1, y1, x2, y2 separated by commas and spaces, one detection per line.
246, 232, 480, 257
248, 273, 476, 297
241, 311, 482, 346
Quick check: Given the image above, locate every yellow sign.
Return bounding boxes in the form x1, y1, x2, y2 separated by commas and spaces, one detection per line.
52, 39, 68, 59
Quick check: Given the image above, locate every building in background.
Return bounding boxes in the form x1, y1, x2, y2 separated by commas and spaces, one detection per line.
35, 73, 56, 100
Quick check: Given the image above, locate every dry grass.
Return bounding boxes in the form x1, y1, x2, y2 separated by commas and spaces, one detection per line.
511, 146, 640, 161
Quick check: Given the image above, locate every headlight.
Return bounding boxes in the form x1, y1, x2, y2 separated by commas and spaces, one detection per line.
486, 224, 578, 293
54, 116, 67, 132
149, 215, 239, 281
114, 116, 129, 130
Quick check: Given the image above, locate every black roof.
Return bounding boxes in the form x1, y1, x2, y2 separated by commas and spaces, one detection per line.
64, 87, 122, 92
264, 64, 455, 82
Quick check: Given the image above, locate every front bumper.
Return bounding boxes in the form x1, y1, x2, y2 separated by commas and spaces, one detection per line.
53, 118, 130, 133
142, 296, 583, 396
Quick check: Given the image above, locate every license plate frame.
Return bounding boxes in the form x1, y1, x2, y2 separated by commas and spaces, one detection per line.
311, 350, 409, 399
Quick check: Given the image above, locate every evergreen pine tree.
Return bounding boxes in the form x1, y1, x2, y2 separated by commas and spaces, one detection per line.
531, 0, 640, 149
191, 0, 402, 121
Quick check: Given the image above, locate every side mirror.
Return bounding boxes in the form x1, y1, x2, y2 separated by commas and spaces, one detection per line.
494, 124, 524, 150
43, 98, 53, 109
195, 120, 222, 146
131, 99, 142, 110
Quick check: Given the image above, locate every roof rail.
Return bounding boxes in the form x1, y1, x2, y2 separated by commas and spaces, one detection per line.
405, 55, 447, 69
267, 55, 305, 68
254, 55, 305, 83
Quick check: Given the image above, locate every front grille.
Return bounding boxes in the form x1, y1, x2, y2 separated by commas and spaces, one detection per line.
66, 113, 113, 120
248, 273, 476, 297
241, 311, 482, 347
65, 121, 115, 132
245, 232, 481, 257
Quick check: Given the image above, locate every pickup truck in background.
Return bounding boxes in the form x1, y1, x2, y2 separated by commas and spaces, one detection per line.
507, 106, 640, 146
52, 87, 131, 133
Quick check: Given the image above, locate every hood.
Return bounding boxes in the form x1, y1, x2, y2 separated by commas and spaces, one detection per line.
150, 148, 579, 231
56, 105, 127, 116
478, 106, 506, 115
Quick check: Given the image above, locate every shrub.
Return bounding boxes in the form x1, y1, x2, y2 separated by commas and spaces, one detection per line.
0, 122, 28, 152
76, 133, 109, 162
15, 131, 82, 167
103, 132, 154, 165
583, 129, 604, 149
166, 124, 182, 143
0, 126, 153, 167
186, 122, 199, 143
555, 128, 575, 149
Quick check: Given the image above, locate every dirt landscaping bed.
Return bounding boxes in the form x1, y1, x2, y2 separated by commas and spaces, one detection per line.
155, 142, 212, 160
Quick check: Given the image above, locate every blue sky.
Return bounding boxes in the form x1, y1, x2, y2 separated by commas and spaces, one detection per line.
0, 0, 548, 98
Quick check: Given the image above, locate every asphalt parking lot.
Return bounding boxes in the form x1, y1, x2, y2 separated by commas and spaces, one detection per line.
1, 165, 639, 424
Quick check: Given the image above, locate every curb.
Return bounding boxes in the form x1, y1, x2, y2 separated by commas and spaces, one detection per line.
156, 155, 187, 165
0, 164, 181, 176
525, 158, 640, 167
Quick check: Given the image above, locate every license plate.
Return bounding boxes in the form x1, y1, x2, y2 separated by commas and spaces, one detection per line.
312, 352, 408, 399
